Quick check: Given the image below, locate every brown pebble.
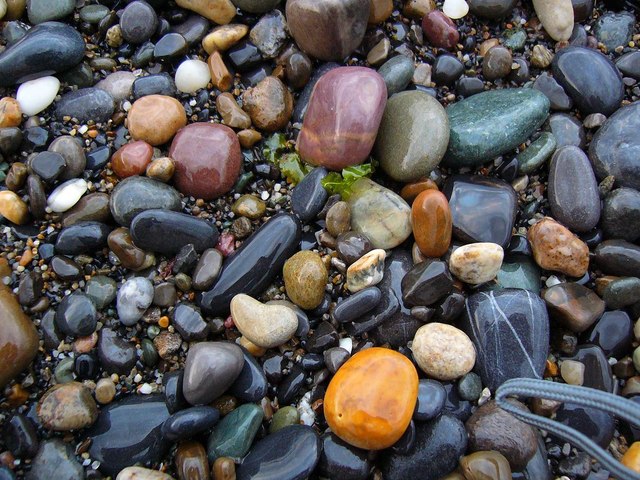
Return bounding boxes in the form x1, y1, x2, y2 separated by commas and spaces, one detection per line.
202, 24, 249, 53
5, 162, 27, 191
111, 140, 153, 178
325, 201, 351, 237
242, 76, 293, 132
127, 95, 187, 146
95, 378, 116, 404
0, 190, 29, 225
528, 217, 589, 277
0, 97, 22, 128
216, 92, 252, 129
237, 129, 262, 148
146, 157, 175, 183
213, 456, 236, 480
153, 332, 183, 359
209, 51, 234, 92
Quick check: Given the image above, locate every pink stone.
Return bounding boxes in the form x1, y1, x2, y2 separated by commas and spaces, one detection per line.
297, 66, 387, 170
422, 10, 460, 50
169, 123, 242, 200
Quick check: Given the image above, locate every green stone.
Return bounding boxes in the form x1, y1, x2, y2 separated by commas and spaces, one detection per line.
374, 90, 449, 182
269, 406, 300, 433
79, 4, 110, 24
443, 88, 550, 168
516, 132, 557, 174
207, 403, 264, 462
27, 0, 75, 24
54, 357, 75, 384
601, 277, 640, 310
85, 275, 117, 310
503, 28, 527, 51
141, 339, 158, 367
59, 63, 94, 89
457, 372, 482, 401
485, 257, 541, 294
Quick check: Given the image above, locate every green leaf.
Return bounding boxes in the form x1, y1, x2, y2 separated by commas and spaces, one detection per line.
342, 163, 373, 182
320, 163, 374, 199
320, 172, 346, 196
279, 153, 311, 185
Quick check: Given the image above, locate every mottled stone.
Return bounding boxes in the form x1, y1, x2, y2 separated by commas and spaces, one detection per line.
544, 283, 605, 333
283, 251, 328, 309
516, 132, 557, 174
443, 89, 549, 168
111, 141, 153, 179
242, 76, 293, 132
37, 382, 98, 431
169, 123, 242, 200
346, 249, 386, 293
298, 67, 386, 170
528, 218, 589, 277
324, 347, 418, 450
117, 277, 154, 326
412, 323, 476, 381
594, 11, 634, 51
375, 90, 449, 182
207, 403, 263, 461
55, 88, 114, 123
127, 95, 187, 146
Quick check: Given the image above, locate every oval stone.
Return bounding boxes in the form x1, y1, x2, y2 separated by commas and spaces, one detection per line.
375, 90, 449, 182
297, 67, 387, 170
548, 146, 601, 232
111, 141, 153, 179
286, 0, 369, 61
528, 217, 589, 277
602, 188, 640, 242
230, 294, 298, 348
589, 101, 640, 190
110, 176, 182, 227
412, 323, 476, 381
127, 95, 187, 146
169, 122, 242, 200
411, 190, 452, 258
449, 242, 504, 285
443, 88, 550, 168
468, 0, 517, 18
37, 382, 98, 431
55, 221, 111, 255
283, 251, 328, 309
55, 88, 114, 123
324, 347, 418, 450
552, 46, 623, 116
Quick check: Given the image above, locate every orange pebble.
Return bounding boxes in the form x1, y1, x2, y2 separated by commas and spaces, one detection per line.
622, 442, 640, 473
400, 178, 439, 203
158, 316, 170, 328
411, 189, 452, 258
324, 347, 418, 450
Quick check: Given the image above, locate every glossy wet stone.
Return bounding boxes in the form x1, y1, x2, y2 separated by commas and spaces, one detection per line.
486, 257, 541, 293
594, 11, 634, 50
380, 414, 467, 480
62, 193, 110, 228
55, 87, 114, 123
130, 209, 219, 255
207, 403, 263, 461
324, 347, 418, 449
468, 0, 517, 17
601, 188, 640, 242
198, 213, 301, 316
528, 218, 589, 277
55, 292, 97, 337
231, 294, 298, 347
421, 10, 459, 50
97, 328, 136, 375
182, 342, 244, 405
0, 22, 85, 86
108, 227, 152, 271
88, 395, 171, 477
443, 88, 549, 168
547, 113, 585, 150
401, 260, 453, 307
110, 176, 182, 228
461, 289, 549, 391
552, 46, 623, 116
228, 346, 268, 402
617, 51, 640, 79
414, 379, 446, 421
111, 141, 153, 179
175, 441, 210, 480
589, 101, 640, 191
298, 67, 386, 170
516, 132, 556, 174
533, 72, 573, 111
54, 221, 110, 256
127, 95, 187, 146
333, 287, 382, 323
554, 402, 614, 449
286, 0, 369, 61
37, 381, 98, 431
169, 122, 242, 200
132, 73, 177, 99
375, 90, 449, 182
117, 277, 154, 326
603, 277, 640, 310
291, 167, 329, 222
544, 282, 605, 333
172, 302, 208, 341
412, 323, 475, 381
318, 432, 371, 480
4, 413, 39, 458
161, 406, 220, 442
584, 310, 633, 358
26, 439, 84, 480
378, 55, 415, 96
283, 251, 327, 309
444, 175, 517, 248
595, 240, 640, 277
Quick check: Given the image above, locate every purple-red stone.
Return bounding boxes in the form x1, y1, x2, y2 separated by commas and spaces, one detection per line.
422, 10, 460, 50
111, 140, 153, 179
297, 67, 387, 170
169, 123, 242, 200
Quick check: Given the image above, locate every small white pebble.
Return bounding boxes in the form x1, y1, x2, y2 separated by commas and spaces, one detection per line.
545, 275, 562, 287
16, 76, 60, 116
175, 59, 211, 93
338, 337, 352, 354
139, 383, 153, 395
47, 178, 88, 213
133, 373, 142, 383
478, 387, 492, 406
261, 191, 270, 201
443, 0, 469, 19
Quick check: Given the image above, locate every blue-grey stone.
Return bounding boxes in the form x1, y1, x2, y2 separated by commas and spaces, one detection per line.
55, 88, 115, 123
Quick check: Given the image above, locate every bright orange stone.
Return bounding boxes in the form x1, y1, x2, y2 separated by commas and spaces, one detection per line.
324, 347, 418, 450
411, 189, 452, 258
622, 442, 640, 473
400, 178, 439, 204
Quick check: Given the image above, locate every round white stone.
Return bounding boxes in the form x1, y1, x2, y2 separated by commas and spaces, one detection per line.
449, 242, 504, 285
47, 178, 88, 213
175, 59, 211, 93
16, 76, 61, 116
443, 0, 469, 19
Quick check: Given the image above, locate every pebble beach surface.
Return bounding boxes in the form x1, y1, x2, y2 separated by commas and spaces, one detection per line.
1, 0, 640, 479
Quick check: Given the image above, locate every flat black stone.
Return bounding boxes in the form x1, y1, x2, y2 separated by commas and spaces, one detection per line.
533, 72, 573, 111
120, 0, 158, 44
563, 344, 614, 392
54, 221, 111, 255
291, 167, 329, 223
87, 395, 170, 477
229, 346, 268, 402
161, 406, 220, 442
554, 403, 615, 449
236, 425, 321, 480
132, 73, 177, 99
50, 255, 82, 281
616, 51, 640, 79
55, 292, 97, 337
0, 22, 85, 86
163, 370, 187, 414
601, 187, 640, 242
583, 310, 633, 358
276, 364, 306, 405
198, 213, 301, 316
110, 176, 182, 228
594, 239, 640, 277
97, 328, 136, 375
154, 33, 189, 60
332, 287, 382, 323
30, 151, 66, 183
432, 55, 464, 86
86, 146, 111, 171
171, 15, 210, 44
414, 379, 446, 421
227, 41, 263, 72
172, 303, 208, 341
401, 260, 454, 307
130, 209, 219, 255
547, 113, 585, 149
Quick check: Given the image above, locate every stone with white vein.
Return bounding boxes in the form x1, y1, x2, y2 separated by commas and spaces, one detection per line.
16, 76, 60, 116
175, 59, 211, 93
47, 178, 87, 213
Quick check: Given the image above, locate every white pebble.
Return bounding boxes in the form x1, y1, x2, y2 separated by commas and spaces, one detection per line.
16, 76, 60, 116
175, 59, 211, 93
443, 0, 469, 19
338, 337, 352, 353
139, 383, 153, 395
47, 178, 88, 213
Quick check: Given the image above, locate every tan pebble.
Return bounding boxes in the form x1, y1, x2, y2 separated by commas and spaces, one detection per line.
283, 250, 328, 309
479, 38, 500, 57
560, 360, 585, 385
346, 249, 386, 293
176, 0, 236, 24
412, 63, 432, 86
127, 95, 187, 146
411, 323, 476, 381
532, 0, 574, 41
325, 201, 351, 237
73, 332, 98, 354
403, 0, 436, 19
230, 294, 298, 348
153, 332, 183, 358
116, 466, 175, 480
449, 242, 504, 285
531, 44, 554, 69
231, 194, 266, 219
528, 217, 589, 277
238, 336, 267, 356
0, 190, 29, 225
95, 378, 117, 405
237, 129, 262, 148
242, 76, 293, 132
106, 24, 124, 48
202, 24, 249, 53
216, 92, 252, 129
146, 157, 175, 183
37, 382, 98, 431
369, 0, 393, 24
0, 97, 22, 127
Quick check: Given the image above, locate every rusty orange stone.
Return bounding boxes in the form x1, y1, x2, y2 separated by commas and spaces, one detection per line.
411, 189, 452, 258
400, 178, 439, 203
324, 347, 418, 450
622, 442, 640, 473
111, 140, 153, 178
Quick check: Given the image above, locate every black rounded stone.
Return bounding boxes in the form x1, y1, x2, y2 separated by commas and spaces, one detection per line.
120, 1, 158, 44
55, 292, 97, 337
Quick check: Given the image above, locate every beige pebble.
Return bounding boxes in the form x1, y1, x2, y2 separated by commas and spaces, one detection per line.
202, 24, 249, 53
95, 378, 117, 404
411, 323, 476, 381
346, 249, 386, 293
528, 217, 589, 277
175, 0, 236, 24
230, 294, 298, 348
238, 129, 262, 148
116, 466, 175, 480
146, 157, 175, 183
37, 382, 98, 431
560, 360, 585, 386
216, 92, 252, 129
532, 0, 574, 41
449, 243, 504, 285
0, 190, 29, 225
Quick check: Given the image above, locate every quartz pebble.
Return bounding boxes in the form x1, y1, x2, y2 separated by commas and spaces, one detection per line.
175, 59, 211, 93
117, 277, 154, 326
16, 76, 59, 116
116, 467, 175, 480
449, 243, 503, 285
346, 249, 386, 293
412, 323, 476, 381
230, 294, 298, 348
46, 178, 87, 213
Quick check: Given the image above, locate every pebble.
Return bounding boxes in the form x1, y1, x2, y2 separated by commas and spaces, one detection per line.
483, 46, 512, 80
146, 157, 175, 182
55, 221, 110, 255
532, 0, 574, 41
333, 287, 382, 323
336, 232, 373, 265
116, 277, 154, 326
16, 76, 59, 116
0, 285, 39, 388
602, 277, 640, 310
543, 282, 605, 333
459, 451, 512, 480
346, 249, 386, 292
375, 90, 449, 182
182, 342, 244, 405
132, 73, 177, 99
443, 0, 469, 18
0, 22, 84, 86
127, 95, 187, 146
616, 51, 640, 80
207, 403, 263, 461
110, 176, 182, 227
378, 55, 415, 96
27, 0, 74, 24
594, 11, 634, 51
412, 323, 476, 380
173, 302, 209, 340
466, 399, 537, 470
552, 46, 623, 116
516, 132, 557, 174
98, 328, 136, 375
117, 467, 175, 480
228, 346, 268, 401
461, 289, 549, 390
298, 67, 386, 170
26, 440, 84, 480
326, 201, 351, 237
175, 441, 209, 480
48, 135, 85, 180
31, 151, 65, 183
449, 242, 504, 285
560, 359, 585, 385
55, 87, 114, 123
192, 248, 223, 290
108, 227, 155, 271
286, 0, 369, 61
0, 97, 21, 128
622, 443, 640, 474
324, 347, 418, 449
348, 178, 412, 249
468, 0, 516, 17
37, 382, 98, 431
242, 76, 293, 132
443, 88, 549, 168
55, 292, 97, 336
169, 122, 242, 200
249, 10, 287, 58
318, 433, 371, 480
202, 24, 249, 53
422, 10, 459, 50
432, 54, 464, 86
161, 406, 220, 442
290, 167, 329, 222
175, 58, 211, 93
216, 92, 250, 128
95, 378, 116, 404
586, 310, 633, 358
411, 190, 452, 257
401, 260, 453, 307
111, 140, 153, 178
95, 71, 136, 104
230, 294, 298, 347
528, 217, 589, 277
0, 190, 28, 224
176, 0, 236, 24
283, 251, 328, 309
